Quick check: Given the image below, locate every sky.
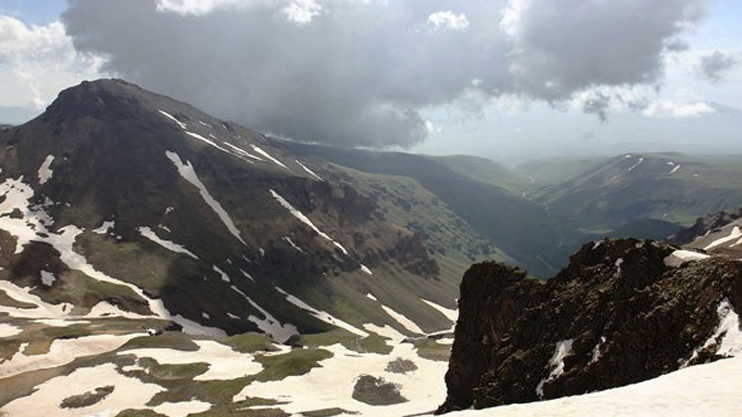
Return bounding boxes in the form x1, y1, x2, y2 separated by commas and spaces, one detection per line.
0, 0, 740, 163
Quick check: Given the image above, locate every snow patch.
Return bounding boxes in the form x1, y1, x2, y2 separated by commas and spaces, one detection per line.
627, 157, 644, 172
137, 226, 198, 259
231, 285, 299, 343
40, 270, 56, 287
283, 236, 304, 253
421, 299, 458, 322
664, 250, 710, 268
37, 155, 55, 185
166, 151, 246, 245
223, 142, 264, 161
251, 145, 289, 169
704, 226, 742, 251
685, 300, 742, 366
92, 220, 115, 234
295, 159, 323, 180
158, 109, 187, 129
0, 323, 22, 338
240, 269, 255, 283
360, 264, 373, 275
450, 356, 742, 417
269, 189, 349, 255
213, 265, 230, 282
380, 304, 424, 335
536, 339, 574, 398
276, 286, 368, 337
121, 340, 263, 381
670, 164, 681, 174
366, 293, 378, 302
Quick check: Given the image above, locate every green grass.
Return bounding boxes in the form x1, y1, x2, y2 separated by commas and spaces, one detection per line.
225, 333, 276, 354
60, 386, 114, 409
254, 348, 333, 382
413, 338, 451, 362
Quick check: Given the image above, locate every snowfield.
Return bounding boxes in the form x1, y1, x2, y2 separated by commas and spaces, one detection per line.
448, 356, 742, 417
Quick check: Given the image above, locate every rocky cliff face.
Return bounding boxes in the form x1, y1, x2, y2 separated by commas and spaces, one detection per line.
438, 238, 742, 413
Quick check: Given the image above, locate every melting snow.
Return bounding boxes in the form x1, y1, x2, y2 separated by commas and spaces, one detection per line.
627, 157, 644, 172
222, 142, 263, 161
92, 220, 115, 234
684, 300, 742, 366
380, 304, 424, 335
137, 226, 197, 259
158, 109, 187, 129
360, 264, 373, 275
240, 269, 255, 282
536, 339, 574, 398
276, 286, 368, 337
166, 151, 246, 245
120, 340, 263, 381
251, 145, 289, 169
37, 155, 55, 185
0, 323, 22, 338
213, 265, 231, 282
269, 189, 349, 255
0, 175, 225, 338
295, 159, 323, 180
231, 285, 299, 343
184, 131, 234, 155
234, 336, 449, 416
663, 250, 710, 268
283, 236, 304, 253
450, 356, 742, 417
40, 270, 56, 286
366, 293, 378, 302
704, 226, 742, 251
589, 336, 607, 364
421, 299, 458, 323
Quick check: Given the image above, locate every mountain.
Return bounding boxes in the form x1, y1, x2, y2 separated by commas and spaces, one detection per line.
277, 142, 588, 277
0, 78, 473, 340
437, 238, 742, 413
1, 79, 478, 416
533, 153, 742, 230
430, 155, 529, 195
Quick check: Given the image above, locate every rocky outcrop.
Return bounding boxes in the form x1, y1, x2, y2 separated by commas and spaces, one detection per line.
669, 206, 742, 246
438, 238, 742, 413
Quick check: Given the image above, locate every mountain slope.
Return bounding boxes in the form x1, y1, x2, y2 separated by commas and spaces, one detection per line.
279, 142, 588, 277
535, 153, 742, 229
0, 79, 467, 343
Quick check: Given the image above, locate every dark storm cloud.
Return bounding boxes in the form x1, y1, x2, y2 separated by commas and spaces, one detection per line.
697, 50, 742, 83
62, 0, 710, 147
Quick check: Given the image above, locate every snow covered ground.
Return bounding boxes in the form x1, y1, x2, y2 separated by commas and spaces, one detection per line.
448, 356, 742, 417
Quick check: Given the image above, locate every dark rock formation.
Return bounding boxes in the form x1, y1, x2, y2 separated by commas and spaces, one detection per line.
669, 206, 742, 246
438, 238, 742, 413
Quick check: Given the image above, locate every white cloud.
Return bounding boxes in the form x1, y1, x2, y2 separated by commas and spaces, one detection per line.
0, 15, 104, 110
642, 99, 715, 118
281, 0, 322, 25
427, 11, 470, 32
156, 0, 263, 15
425, 120, 443, 134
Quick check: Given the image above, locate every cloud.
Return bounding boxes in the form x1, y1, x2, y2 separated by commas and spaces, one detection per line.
57, 0, 712, 147
427, 11, 470, 32
696, 50, 742, 83
0, 14, 103, 110
642, 99, 715, 118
